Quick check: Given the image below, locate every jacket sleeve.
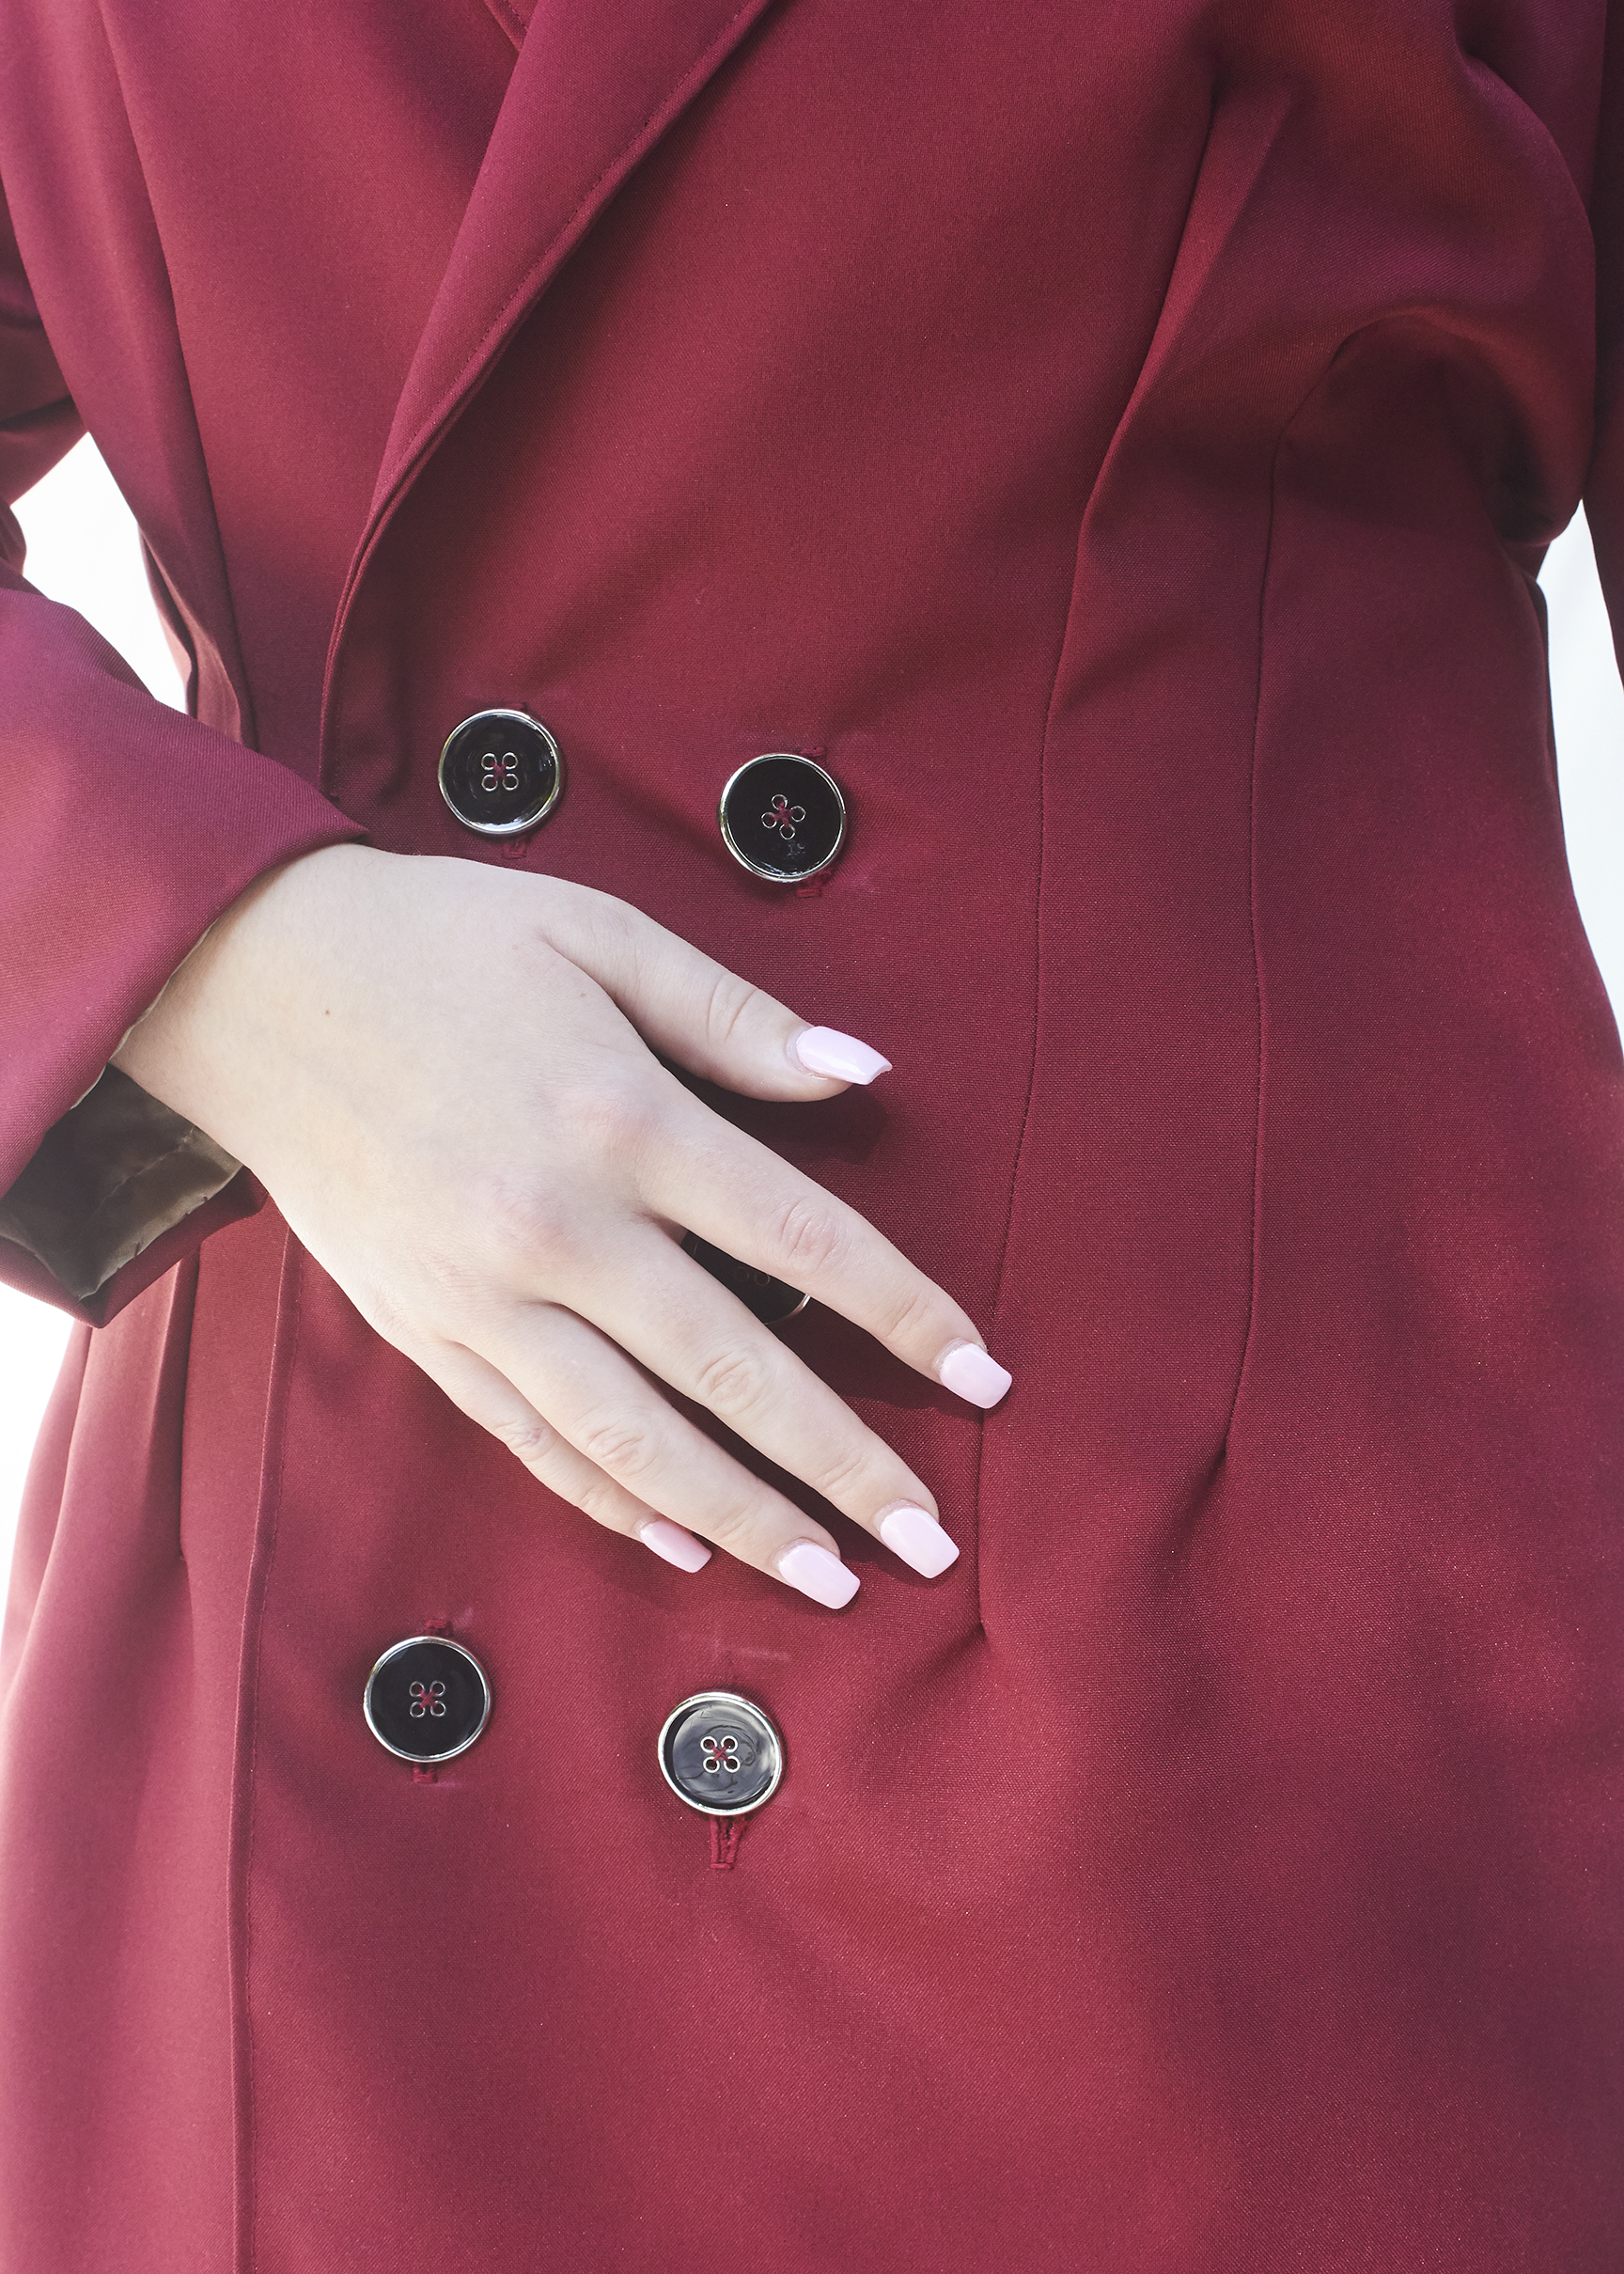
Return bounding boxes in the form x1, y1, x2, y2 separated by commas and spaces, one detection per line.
1588, 5, 1624, 669
0, 184, 365, 1325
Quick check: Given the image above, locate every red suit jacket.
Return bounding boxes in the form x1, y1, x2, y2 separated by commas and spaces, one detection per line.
2, 2, 1623, 2266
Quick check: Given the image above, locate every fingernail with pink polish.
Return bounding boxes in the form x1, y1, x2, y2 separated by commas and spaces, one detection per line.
878, 1503, 960, 1578
639, 1518, 712, 1573
776, 1540, 860, 1608
939, 1341, 1013, 1410
789, 1027, 893, 1085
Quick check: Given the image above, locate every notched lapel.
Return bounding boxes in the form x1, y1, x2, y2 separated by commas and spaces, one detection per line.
322, 0, 780, 739
367, 0, 778, 533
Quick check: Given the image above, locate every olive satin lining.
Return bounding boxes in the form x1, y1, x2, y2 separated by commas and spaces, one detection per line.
0, 1065, 241, 1301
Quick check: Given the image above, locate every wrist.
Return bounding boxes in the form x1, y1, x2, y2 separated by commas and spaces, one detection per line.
112, 842, 371, 1132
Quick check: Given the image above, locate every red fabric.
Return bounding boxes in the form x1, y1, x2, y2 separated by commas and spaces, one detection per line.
2, 2, 1623, 2267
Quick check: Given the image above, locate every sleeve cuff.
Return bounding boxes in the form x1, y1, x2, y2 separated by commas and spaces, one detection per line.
0, 1063, 242, 1302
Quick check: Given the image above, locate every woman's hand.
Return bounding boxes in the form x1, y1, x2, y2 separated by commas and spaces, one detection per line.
112, 845, 1010, 1607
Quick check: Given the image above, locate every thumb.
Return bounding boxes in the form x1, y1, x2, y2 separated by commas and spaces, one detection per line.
539, 883, 892, 1101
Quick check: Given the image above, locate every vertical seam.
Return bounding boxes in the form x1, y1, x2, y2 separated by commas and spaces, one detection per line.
979, 362, 1334, 1547
1221, 371, 1337, 1445
1218, 447, 1278, 1448
969, 81, 1233, 1623
975, 530, 1068, 1634
229, 1231, 304, 2274
166, 1251, 200, 1563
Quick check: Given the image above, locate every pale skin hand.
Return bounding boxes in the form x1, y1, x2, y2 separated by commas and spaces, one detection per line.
112, 844, 1009, 1607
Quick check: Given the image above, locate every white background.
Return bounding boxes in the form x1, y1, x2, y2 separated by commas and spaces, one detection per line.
2, 437, 1622, 1601
2, 442, 186, 1601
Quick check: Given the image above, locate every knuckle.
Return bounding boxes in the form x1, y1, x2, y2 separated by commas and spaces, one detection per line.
692, 1341, 775, 1421
579, 885, 637, 954
544, 879, 633, 970
564, 1074, 664, 1171
873, 1277, 944, 1350
703, 969, 764, 1056
576, 1409, 662, 1484
481, 1180, 583, 1278
698, 1495, 769, 1557
353, 1279, 414, 1349
491, 1413, 559, 1466
405, 1244, 489, 1324
771, 1194, 847, 1278
806, 1440, 882, 1505
573, 1473, 633, 1529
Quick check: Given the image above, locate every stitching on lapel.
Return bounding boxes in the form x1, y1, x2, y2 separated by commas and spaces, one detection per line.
482, 0, 528, 51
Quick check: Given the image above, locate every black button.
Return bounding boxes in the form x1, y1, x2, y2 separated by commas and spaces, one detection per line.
681, 1231, 808, 1325
718, 753, 846, 884
658, 1691, 784, 1816
364, 1636, 492, 1763
438, 708, 563, 836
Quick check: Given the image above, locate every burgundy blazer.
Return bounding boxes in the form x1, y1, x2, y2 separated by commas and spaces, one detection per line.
2, 2, 1623, 2267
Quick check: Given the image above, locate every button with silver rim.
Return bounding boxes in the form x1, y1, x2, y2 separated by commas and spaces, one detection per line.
718, 753, 845, 884
439, 707, 563, 836
364, 1635, 492, 1764
658, 1691, 784, 1816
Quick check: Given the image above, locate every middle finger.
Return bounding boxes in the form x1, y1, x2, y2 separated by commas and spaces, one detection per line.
639, 1106, 1010, 1409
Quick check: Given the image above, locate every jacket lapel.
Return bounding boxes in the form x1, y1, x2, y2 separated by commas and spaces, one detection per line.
340, 0, 777, 612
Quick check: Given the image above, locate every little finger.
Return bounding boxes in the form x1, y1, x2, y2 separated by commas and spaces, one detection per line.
476, 1305, 864, 1608
416, 1337, 712, 1573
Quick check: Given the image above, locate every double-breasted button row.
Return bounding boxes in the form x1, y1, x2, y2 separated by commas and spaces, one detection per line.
364, 1643, 785, 1820
438, 709, 846, 884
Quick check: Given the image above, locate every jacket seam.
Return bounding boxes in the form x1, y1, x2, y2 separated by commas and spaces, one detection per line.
974, 77, 1228, 1608
975, 541, 1066, 1637
230, 1230, 304, 2274
1220, 361, 1350, 1446
164, 1250, 199, 1565
1218, 447, 1276, 1450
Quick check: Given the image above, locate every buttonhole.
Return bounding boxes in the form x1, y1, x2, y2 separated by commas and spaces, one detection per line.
413, 1764, 438, 1786
710, 1818, 743, 1871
